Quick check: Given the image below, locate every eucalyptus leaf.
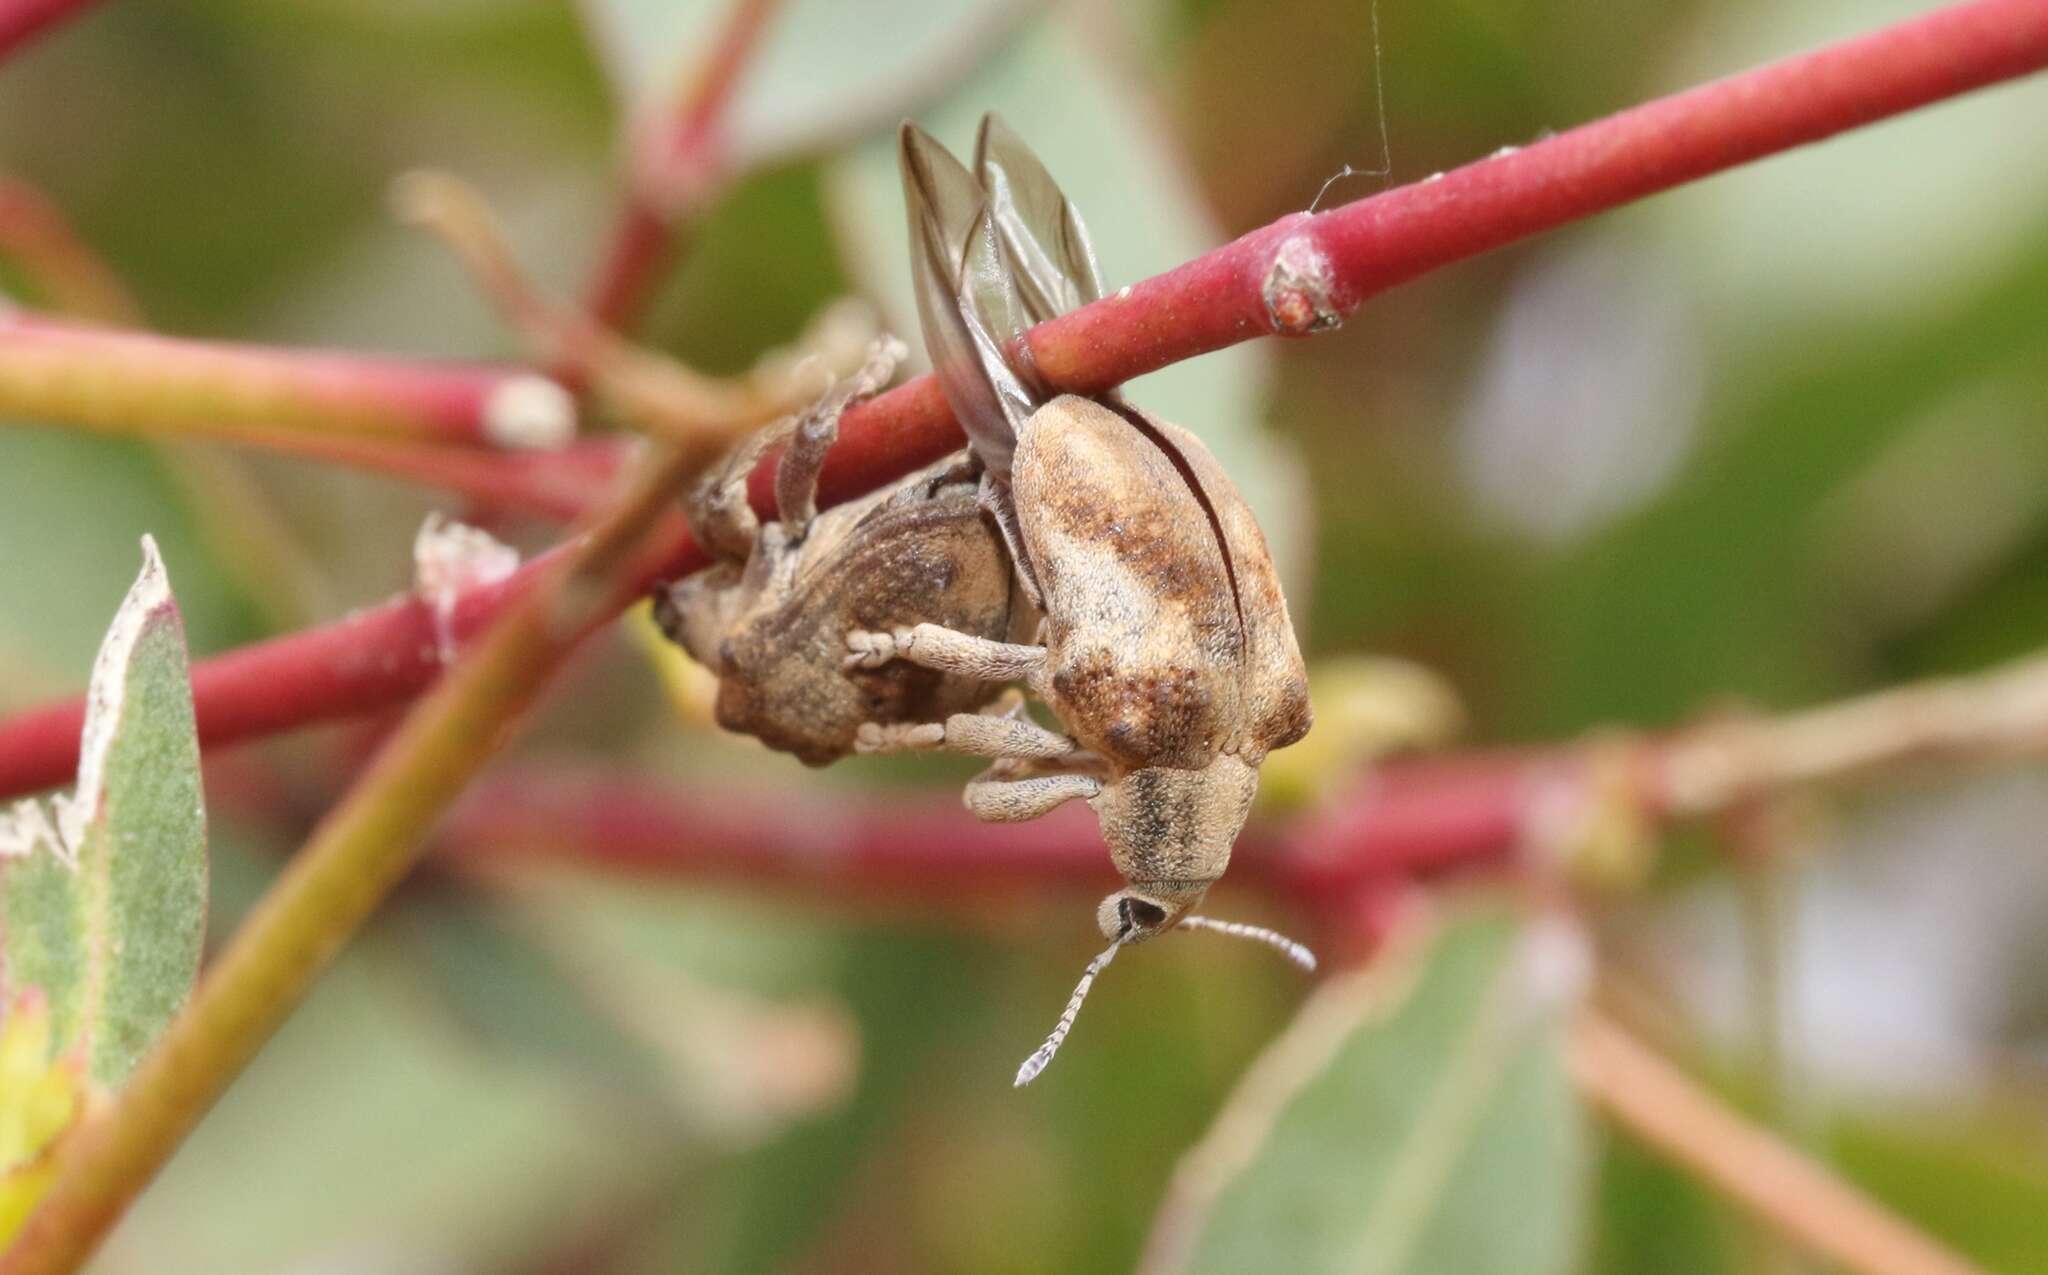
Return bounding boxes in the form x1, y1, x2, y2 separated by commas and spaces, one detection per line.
1141, 907, 1589, 1275
0, 536, 208, 1088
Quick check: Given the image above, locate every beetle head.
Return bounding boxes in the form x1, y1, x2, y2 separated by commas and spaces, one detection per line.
1094, 888, 1198, 944
1087, 755, 1259, 941
1016, 759, 1313, 1086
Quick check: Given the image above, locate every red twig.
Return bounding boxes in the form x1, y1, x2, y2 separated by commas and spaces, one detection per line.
582, 0, 785, 331
0, 0, 2042, 799
439, 646, 2048, 924
437, 753, 1545, 906
0, 312, 577, 451
752, 0, 2048, 514
0, 0, 98, 60
0, 180, 137, 322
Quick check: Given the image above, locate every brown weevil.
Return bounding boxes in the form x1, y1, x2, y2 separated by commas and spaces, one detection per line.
853, 116, 1318, 1083
655, 337, 1031, 766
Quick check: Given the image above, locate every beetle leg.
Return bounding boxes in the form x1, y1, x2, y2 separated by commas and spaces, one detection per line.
850, 721, 947, 753
777, 336, 905, 537
844, 622, 1046, 682
977, 476, 1044, 610
686, 416, 794, 562
855, 709, 1076, 759
963, 773, 1101, 822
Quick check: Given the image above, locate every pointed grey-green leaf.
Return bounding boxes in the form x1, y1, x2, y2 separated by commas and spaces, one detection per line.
0, 537, 207, 1086
1144, 907, 1590, 1275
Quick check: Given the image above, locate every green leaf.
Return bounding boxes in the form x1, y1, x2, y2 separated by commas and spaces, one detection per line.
1140, 907, 1590, 1275
0, 536, 208, 1089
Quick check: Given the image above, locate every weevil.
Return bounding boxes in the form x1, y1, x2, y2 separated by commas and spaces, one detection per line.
655, 337, 1031, 767
851, 116, 1317, 1083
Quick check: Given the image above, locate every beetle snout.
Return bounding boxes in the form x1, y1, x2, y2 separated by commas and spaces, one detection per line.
1090, 757, 1260, 895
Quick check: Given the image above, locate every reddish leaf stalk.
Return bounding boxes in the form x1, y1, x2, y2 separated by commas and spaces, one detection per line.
582, 0, 785, 330
0, 0, 99, 60
438, 754, 1553, 920
0, 180, 137, 323
1573, 1012, 1986, 1275
1, 0, 2044, 797
440, 649, 2048, 916
438, 756, 1532, 896
0, 312, 577, 451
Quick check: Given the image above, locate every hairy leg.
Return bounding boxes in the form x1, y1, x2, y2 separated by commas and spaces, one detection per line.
775, 336, 904, 536
855, 708, 1075, 759
845, 623, 1046, 682
964, 773, 1101, 822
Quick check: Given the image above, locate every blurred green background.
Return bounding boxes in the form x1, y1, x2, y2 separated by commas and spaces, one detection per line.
3, 0, 2047, 1271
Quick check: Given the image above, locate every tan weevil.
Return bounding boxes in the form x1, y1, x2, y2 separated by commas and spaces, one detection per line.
851, 116, 1317, 1084
655, 337, 1033, 766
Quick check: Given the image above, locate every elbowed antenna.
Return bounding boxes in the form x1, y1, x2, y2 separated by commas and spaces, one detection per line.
1175, 915, 1318, 972
1012, 916, 1317, 1088
1013, 939, 1124, 1087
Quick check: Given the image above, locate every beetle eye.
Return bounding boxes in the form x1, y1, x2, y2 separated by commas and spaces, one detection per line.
1119, 897, 1168, 934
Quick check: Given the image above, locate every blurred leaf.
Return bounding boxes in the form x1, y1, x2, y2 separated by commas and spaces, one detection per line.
660, 926, 1002, 1275
0, 433, 256, 704
192, 0, 614, 136
645, 161, 849, 372
579, 0, 1025, 166
1454, 239, 1705, 547
387, 886, 857, 1143
0, 537, 208, 1088
1141, 907, 1588, 1275
1590, 1129, 1737, 1275
1829, 1111, 2048, 1275
382, 891, 687, 1108
1528, 231, 2048, 732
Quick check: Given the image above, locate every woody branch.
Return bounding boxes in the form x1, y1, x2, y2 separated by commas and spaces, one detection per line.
0, 0, 2042, 799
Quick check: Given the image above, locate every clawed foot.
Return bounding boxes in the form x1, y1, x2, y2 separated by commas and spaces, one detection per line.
844, 626, 916, 669
854, 720, 946, 754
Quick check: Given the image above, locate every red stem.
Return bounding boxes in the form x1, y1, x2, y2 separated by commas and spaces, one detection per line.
0, 0, 98, 60
438, 751, 1567, 916
0, 0, 2042, 799
0, 313, 576, 451
751, 0, 2048, 512
579, 201, 678, 341
581, 0, 785, 331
